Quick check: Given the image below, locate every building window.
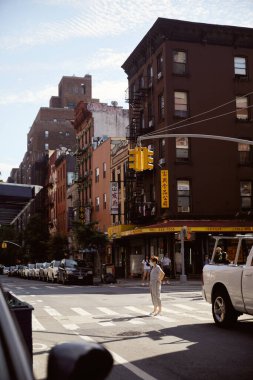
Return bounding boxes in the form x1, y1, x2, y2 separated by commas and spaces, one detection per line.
236, 96, 249, 120
95, 167, 99, 183
148, 102, 154, 127
234, 57, 247, 77
147, 64, 153, 87
45, 143, 49, 151
240, 181, 252, 210
157, 53, 163, 79
176, 137, 189, 161
173, 50, 187, 75
174, 91, 188, 118
177, 180, 191, 213
103, 193, 106, 209
95, 197, 100, 211
140, 111, 145, 130
103, 162, 106, 178
238, 143, 251, 165
138, 74, 144, 89
159, 138, 166, 160
45, 131, 49, 138
158, 93, 164, 120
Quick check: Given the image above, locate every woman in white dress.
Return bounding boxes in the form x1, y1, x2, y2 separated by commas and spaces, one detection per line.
149, 256, 164, 316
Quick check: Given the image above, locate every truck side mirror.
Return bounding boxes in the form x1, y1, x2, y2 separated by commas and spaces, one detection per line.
47, 341, 113, 380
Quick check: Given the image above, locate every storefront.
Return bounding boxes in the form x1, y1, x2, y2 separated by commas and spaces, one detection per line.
109, 220, 253, 279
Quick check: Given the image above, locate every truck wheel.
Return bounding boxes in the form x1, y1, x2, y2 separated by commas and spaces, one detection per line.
212, 289, 238, 328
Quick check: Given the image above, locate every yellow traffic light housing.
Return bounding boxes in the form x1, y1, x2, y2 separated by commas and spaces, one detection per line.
128, 148, 138, 171
142, 147, 154, 170
146, 148, 154, 170
128, 146, 154, 172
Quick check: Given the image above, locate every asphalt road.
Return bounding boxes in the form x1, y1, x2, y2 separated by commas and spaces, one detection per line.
2, 275, 253, 380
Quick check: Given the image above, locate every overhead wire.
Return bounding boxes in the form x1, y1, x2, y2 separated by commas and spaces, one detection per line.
141, 90, 253, 139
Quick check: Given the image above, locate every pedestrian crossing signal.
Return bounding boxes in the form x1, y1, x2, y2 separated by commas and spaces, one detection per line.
1, 242, 7, 248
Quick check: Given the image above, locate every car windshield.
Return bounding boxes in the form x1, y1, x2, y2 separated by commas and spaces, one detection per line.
65, 259, 77, 268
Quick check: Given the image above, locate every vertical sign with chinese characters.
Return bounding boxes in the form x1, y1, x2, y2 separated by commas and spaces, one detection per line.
110, 181, 119, 215
161, 170, 169, 208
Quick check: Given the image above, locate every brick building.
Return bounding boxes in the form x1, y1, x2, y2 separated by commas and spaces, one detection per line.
113, 17, 253, 279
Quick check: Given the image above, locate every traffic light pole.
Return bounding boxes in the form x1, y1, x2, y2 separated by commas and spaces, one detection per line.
180, 226, 187, 283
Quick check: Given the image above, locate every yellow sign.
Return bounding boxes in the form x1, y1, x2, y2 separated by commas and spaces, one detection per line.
161, 170, 169, 208
121, 226, 253, 237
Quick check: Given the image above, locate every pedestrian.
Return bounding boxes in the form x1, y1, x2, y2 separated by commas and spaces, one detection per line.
149, 256, 165, 316
141, 255, 151, 285
161, 253, 171, 284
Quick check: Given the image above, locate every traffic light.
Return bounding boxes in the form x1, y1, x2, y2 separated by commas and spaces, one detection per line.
128, 147, 154, 171
146, 148, 154, 170
128, 148, 137, 170
128, 147, 143, 171
141, 147, 154, 171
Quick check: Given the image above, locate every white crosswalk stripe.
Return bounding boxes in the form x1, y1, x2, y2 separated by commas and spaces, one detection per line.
43, 306, 61, 317
32, 315, 46, 331
71, 307, 92, 316
30, 300, 212, 333
97, 307, 120, 315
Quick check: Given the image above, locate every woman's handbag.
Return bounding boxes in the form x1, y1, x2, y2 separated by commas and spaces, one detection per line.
159, 269, 165, 282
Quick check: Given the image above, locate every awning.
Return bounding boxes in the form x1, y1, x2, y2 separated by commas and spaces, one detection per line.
0, 183, 42, 225
120, 219, 253, 237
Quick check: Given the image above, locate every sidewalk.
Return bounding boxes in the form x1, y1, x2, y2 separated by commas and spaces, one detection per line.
100, 277, 202, 288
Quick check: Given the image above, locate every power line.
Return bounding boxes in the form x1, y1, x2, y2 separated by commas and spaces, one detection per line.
141, 90, 253, 139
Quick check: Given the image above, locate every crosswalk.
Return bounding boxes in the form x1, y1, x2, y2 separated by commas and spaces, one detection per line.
29, 299, 212, 333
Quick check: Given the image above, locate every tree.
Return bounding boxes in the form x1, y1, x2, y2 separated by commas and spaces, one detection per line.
23, 214, 49, 262
47, 233, 68, 261
72, 221, 108, 250
0, 225, 20, 266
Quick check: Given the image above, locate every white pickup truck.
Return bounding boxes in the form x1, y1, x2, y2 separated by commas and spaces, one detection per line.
202, 235, 253, 328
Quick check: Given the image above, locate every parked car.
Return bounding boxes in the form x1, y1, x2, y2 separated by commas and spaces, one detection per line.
47, 260, 60, 283
0, 281, 113, 380
19, 265, 28, 278
58, 259, 93, 285
31, 263, 43, 280
27, 264, 36, 280
38, 262, 50, 281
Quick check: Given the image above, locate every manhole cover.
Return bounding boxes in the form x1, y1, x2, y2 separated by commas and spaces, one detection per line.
117, 331, 142, 337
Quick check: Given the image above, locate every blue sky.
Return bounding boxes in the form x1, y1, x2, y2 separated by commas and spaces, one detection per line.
0, 0, 253, 182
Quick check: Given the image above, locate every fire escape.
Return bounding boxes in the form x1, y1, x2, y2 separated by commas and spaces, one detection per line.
125, 76, 156, 225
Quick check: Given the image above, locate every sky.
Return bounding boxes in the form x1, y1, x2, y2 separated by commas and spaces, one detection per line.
0, 0, 253, 182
